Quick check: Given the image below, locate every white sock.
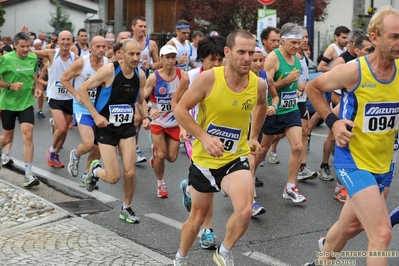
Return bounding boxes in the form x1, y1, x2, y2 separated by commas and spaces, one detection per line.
286, 183, 296, 191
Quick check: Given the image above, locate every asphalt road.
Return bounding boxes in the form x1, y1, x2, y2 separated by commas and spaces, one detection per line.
4, 104, 399, 266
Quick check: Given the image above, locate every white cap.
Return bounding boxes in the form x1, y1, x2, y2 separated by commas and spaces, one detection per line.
33, 39, 42, 45
160, 45, 177, 56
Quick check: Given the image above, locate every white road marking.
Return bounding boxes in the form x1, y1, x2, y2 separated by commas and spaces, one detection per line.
144, 213, 202, 237
243, 251, 292, 266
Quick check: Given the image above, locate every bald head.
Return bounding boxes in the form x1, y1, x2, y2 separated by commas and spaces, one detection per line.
59, 30, 72, 39
90, 35, 107, 58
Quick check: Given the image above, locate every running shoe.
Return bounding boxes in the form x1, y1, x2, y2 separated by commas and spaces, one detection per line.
283, 185, 306, 203
157, 183, 169, 198
252, 201, 266, 217
68, 149, 79, 177
84, 159, 102, 192
24, 172, 40, 188
36, 110, 45, 119
255, 176, 264, 187
2, 154, 14, 166
179, 179, 191, 212
334, 187, 348, 203
46, 148, 55, 167
297, 166, 318, 180
49, 118, 55, 135
173, 257, 188, 266
267, 151, 280, 164
318, 237, 325, 252
319, 164, 334, 181
199, 228, 216, 249
136, 146, 147, 163
259, 159, 265, 167
213, 247, 234, 266
53, 153, 65, 168
80, 174, 98, 190
119, 206, 140, 224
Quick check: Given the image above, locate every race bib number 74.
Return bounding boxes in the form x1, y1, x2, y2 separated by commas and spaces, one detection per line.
363, 102, 399, 133
206, 123, 242, 154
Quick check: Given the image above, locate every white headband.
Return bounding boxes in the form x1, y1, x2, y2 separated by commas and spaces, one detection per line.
282, 34, 303, 40
105, 38, 115, 42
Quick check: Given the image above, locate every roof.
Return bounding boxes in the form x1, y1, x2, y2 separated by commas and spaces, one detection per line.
0, 0, 98, 14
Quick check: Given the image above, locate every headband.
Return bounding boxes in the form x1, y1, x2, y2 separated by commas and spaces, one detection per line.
105, 38, 115, 42
176, 25, 190, 30
282, 34, 303, 40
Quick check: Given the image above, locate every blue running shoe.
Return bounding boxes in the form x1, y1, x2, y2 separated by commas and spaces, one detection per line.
200, 228, 216, 250
179, 179, 191, 212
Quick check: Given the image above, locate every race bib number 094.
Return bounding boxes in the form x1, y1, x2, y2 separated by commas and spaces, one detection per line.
363, 102, 399, 133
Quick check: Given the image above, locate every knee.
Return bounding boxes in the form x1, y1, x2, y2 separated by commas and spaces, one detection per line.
106, 171, 120, 184
83, 141, 95, 151
22, 131, 33, 141
235, 203, 253, 225
124, 170, 136, 181
167, 153, 178, 162
156, 150, 166, 160
291, 143, 303, 155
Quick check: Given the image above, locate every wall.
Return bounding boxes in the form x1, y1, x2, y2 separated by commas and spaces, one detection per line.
0, 0, 95, 38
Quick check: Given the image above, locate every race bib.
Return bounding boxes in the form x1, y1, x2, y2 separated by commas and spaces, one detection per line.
363, 102, 399, 133
109, 104, 134, 126
156, 97, 172, 112
55, 81, 68, 94
280, 91, 298, 109
206, 123, 242, 154
88, 88, 97, 100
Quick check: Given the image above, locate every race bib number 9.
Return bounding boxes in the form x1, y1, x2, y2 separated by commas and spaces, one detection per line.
363, 102, 399, 133
206, 123, 242, 154
109, 104, 134, 126
55, 81, 68, 94
280, 91, 298, 109
156, 97, 172, 112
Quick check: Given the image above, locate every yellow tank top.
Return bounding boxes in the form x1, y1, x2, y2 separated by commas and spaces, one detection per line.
335, 56, 399, 173
192, 66, 258, 168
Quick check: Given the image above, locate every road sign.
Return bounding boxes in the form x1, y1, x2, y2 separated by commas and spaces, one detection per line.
258, 0, 275, 5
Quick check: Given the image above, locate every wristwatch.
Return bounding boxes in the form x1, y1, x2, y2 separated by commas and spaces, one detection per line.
6, 83, 11, 89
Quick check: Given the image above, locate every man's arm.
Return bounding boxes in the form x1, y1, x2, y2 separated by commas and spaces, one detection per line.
70, 44, 78, 55
136, 68, 149, 118
250, 79, 267, 144
306, 63, 357, 146
149, 40, 161, 70
60, 58, 84, 99
78, 63, 114, 127
32, 49, 54, 62
171, 72, 189, 110
33, 69, 43, 98
317, 45, 337, 72
332, 56, 346, 68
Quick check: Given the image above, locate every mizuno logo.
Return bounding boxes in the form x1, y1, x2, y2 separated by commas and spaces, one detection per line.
207, 129, 239, 139
366, 107, 399, 115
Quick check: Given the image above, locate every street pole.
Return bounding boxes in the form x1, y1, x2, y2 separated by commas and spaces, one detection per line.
114, 0, 124, 35
305, 0, 315, 60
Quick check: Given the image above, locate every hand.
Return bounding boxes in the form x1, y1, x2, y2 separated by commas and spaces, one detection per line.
179, 128, 191, 142
11, 82, 24, 91
331, 119, 356, 147
248, 139, 261, 155
142, 60, 150, 70
266, 106, 276, 116
287, 69, 299, 83
21, 26, 29, 33
150, 109, 161, 120
134, 112, 144, 126
93, 114, 109, 128
202, 136, 224, 158
34, 88, 43, 98
142, 117, 151, 130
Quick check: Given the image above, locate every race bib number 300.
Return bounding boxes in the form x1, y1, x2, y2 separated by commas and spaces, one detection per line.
206, 123, 242, 154
280, 91, 298, 109
363, 102, 399, 133
109, 104, 134, 126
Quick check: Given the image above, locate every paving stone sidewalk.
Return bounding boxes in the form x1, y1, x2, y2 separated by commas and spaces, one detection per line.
0, 178, 173, 265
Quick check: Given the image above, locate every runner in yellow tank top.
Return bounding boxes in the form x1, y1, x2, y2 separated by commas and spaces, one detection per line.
173, 29, 267, 266
305, 6, 399, 266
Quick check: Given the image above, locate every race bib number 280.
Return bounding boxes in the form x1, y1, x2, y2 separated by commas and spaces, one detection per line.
206, 123, 242, 154
363, 102, 399, 133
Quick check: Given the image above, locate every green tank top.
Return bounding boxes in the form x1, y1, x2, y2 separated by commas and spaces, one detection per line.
0, 51, 37, 111
268, 49, 301, 115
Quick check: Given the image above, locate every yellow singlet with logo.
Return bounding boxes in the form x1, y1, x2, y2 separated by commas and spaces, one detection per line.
192, 66, 258, 169
336, 56, 399, 173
